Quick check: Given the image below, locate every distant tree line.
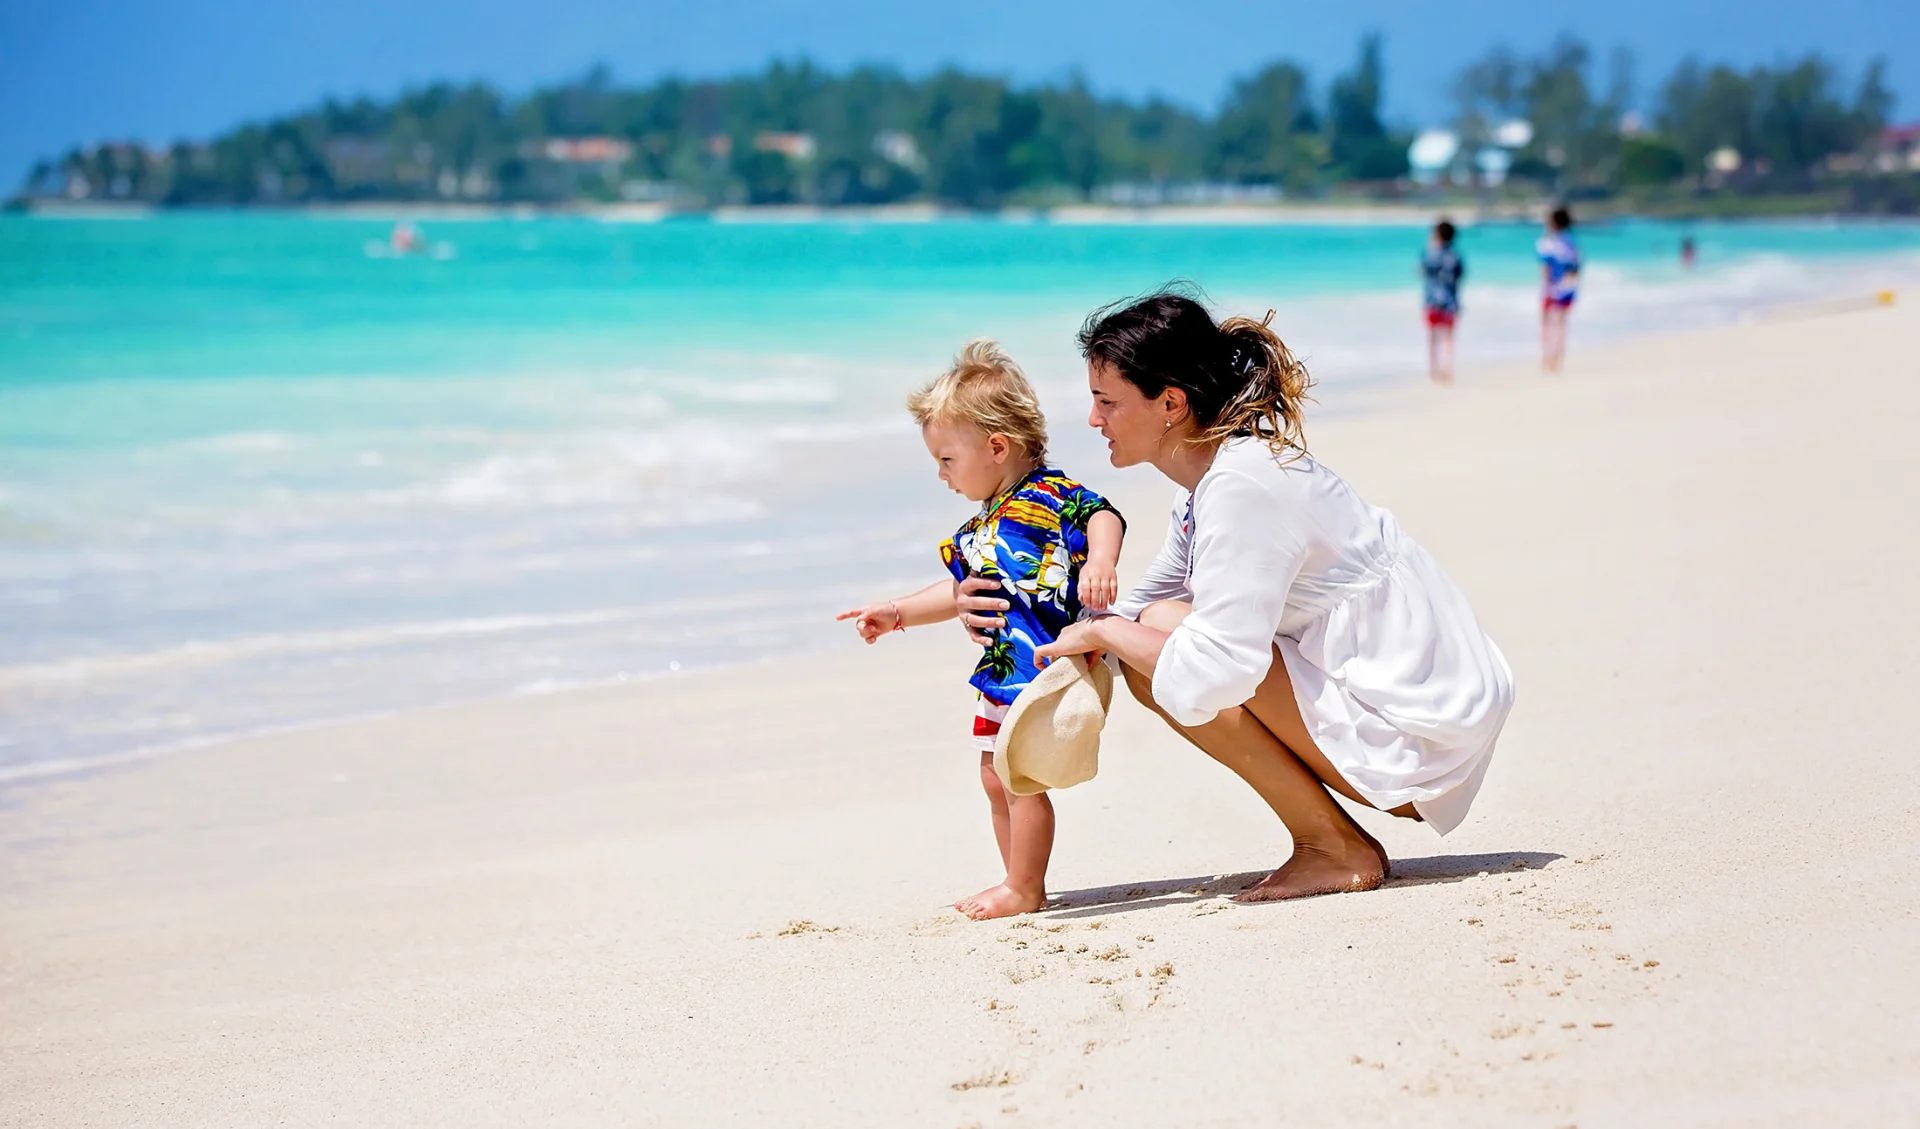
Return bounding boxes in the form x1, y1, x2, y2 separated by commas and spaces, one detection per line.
1450, 37, 1896, 194
17, 35, 1905, 210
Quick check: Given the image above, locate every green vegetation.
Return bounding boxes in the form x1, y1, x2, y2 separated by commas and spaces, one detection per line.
16, 36, 1910, 212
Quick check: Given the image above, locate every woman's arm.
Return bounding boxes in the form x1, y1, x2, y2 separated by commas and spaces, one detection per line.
1037, 466, 1304, 728
1035, 615, 1170, 675
1150, 469, 1304, 725
1109, 494, 1192, 621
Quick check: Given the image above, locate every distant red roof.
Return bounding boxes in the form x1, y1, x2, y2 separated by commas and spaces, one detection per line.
1881, 123, 1920, 146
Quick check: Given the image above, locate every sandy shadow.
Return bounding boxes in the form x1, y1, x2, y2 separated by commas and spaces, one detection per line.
1040, 850, 1563, 918
1382, 850, 1563, 888
1042, 871, 1274, 919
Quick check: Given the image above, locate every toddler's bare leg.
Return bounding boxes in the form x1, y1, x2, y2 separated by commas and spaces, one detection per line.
956, 754, 1015, 915
959, 791, 1052, 920
977, 752, 1013, 869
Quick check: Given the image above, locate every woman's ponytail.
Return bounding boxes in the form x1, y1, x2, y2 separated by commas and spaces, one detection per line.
1208, 311, 1313, 459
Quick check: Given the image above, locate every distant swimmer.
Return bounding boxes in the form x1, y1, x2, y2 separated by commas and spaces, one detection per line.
1537, 205, 1580, 373
390, 222, 424, 255
1420, 218, 1464, 385
1681, 235, 1697, 270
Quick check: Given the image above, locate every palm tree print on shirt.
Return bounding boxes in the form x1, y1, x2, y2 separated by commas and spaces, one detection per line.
939, 467, 1119, 707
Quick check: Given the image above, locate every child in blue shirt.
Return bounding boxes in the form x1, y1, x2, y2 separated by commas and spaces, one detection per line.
1421, 218, 1464, 384
839, 340, 1123, 920
1538, 206, 1581, 373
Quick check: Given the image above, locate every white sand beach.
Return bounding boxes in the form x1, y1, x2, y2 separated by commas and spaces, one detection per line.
4, 299, 1917, 1126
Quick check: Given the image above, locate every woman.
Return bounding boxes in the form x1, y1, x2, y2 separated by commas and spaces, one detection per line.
963, 293, 1514, 901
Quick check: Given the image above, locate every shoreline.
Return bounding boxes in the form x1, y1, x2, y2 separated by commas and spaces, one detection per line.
20, 197, 1920, 226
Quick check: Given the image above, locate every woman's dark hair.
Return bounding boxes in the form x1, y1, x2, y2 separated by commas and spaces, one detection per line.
1077, 289, 1314, 459
1549, 205, 1574, 230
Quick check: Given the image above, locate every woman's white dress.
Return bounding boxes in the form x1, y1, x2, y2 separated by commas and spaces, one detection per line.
1112, 437, 1513, 834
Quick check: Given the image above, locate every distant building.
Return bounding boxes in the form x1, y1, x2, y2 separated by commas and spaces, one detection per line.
535, 137, 635, 163
1407, 130, 1460, 185
873, 131, 924, 172
1492, 120, 1534, 149
1872, 124, 1920, 173
754, 132, 817, 162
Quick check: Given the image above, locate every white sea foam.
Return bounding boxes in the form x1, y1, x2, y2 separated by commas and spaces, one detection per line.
0, 582, 895, 693
177, 430, 304, 454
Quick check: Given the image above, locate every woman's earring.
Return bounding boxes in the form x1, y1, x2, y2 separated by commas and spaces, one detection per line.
1163, 418, 1172, 432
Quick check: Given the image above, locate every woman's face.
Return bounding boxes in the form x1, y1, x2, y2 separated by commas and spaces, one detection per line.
1087, 359, 1170, 468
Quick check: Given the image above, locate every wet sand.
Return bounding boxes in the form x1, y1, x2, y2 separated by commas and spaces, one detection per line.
4, 299, 1917, 1126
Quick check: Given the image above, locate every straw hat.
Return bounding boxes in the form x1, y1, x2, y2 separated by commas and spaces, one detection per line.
992, 654, 1115, 796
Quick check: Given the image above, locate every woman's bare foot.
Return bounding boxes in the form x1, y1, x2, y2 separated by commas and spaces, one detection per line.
955, 883, 1047, 920
1233, 838, 1385, 903
1350, 820, 1392, 880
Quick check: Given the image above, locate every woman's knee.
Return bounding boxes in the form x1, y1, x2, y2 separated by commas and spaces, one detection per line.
1137, 599, 1192, 633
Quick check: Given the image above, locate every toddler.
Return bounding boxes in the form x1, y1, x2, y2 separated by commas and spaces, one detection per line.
839, 340, 1124, 920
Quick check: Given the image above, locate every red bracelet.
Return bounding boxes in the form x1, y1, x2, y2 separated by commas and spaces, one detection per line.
888, 601, 906, 632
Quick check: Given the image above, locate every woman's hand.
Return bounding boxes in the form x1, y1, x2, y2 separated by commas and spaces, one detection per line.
1034, 619, 1108, 664
955, 575, 1010, 645
1077, 561, 1118, 611
835, 602, 900, 644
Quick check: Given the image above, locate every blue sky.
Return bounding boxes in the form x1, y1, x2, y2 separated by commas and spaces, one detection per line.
3, 0, 1913, 189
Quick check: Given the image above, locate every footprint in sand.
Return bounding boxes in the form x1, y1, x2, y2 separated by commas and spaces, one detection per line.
950, 1068, 1019, 1092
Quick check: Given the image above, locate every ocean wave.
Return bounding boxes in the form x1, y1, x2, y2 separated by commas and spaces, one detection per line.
0, 582, 879, 692
0, 710, 401, 786
174, 430, 305, 454
0, 608, 659, 689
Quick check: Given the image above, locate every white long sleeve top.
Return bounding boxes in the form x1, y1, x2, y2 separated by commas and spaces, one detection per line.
1112, 437, 1514, 832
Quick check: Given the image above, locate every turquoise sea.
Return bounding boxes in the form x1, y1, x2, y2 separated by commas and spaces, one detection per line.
4, 213, 1918, 777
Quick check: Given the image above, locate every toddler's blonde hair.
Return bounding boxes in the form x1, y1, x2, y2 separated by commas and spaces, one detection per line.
905, 339, 1049, 463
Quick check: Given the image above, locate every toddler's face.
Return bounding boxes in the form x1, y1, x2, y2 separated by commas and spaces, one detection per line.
922, 421, 1014, 502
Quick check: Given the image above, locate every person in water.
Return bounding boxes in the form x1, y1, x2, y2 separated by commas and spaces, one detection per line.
1537, 206, 1581, 373
1420, 219, 1465, 384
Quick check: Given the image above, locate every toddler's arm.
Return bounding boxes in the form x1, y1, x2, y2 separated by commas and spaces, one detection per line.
1078, 509, 1125, 611
836, 578, 959, 644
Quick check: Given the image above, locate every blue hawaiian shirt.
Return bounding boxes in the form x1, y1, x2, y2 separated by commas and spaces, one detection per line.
939, 468, 1119, 707
1538, 232, 1581, 301
1422, 245, 1464, 314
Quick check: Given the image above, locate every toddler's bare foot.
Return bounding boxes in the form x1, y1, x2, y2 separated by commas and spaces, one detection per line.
1233, 839, 1384, 903
955, 883, 1047, 920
